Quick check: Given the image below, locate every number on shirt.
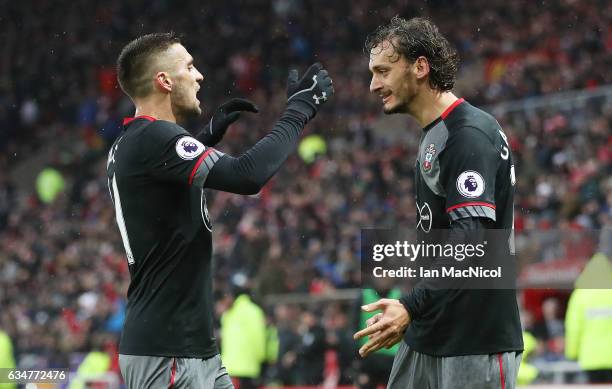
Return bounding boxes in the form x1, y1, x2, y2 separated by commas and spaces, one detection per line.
107, 139, 135, 265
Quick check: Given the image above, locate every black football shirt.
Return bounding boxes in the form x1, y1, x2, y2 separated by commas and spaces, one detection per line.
107, 116, 223, 357
107, 105, 308, 357
401, 99, 524, 356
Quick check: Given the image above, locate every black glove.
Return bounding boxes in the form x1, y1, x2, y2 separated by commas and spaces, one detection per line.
286, 62, 334, 121
197, 98, 259, 146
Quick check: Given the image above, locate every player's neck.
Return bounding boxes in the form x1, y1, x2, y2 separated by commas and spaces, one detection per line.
410, 90, 458, 128
133, 97, 177, 123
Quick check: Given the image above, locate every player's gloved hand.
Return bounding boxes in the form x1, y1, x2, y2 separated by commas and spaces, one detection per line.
199, 98, 259, 146
286, 62, 334, 121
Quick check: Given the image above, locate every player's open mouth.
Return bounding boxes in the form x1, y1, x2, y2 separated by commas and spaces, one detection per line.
382, 95, 392, 104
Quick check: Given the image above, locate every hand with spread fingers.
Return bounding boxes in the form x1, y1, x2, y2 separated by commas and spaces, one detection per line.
286, 62, 334, 121
353, 298, 411, 357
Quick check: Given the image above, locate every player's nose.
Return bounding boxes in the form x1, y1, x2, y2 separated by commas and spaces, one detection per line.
195, 68, 204, 83
370, 76, 382, 93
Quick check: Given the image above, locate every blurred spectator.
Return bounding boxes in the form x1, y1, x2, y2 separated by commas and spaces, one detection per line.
221, 276, 267, 389
0, 173, 15, 230
533, 297, 565, 358
273, 304, 303, 385
68, 334, 112, 389
35, 166, 65, 204
295, 310, 326, 385
298, 134, 327, 164
0, 330, 16, 389
517, 331, 539, 385
565, 250, 612, 383
263, 316, 280, 384
323, 303, 356, 385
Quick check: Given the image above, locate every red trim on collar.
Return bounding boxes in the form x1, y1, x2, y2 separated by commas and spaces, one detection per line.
122, 115, 157, 126
440, 98, 465, 120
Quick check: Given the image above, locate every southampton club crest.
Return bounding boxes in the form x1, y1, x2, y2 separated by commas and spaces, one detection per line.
456, 170, 485, 198
175, 136, 205, 160
423, 143, 436, 172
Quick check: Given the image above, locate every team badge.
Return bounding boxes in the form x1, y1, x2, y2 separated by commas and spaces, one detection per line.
175, 136, 205, 160
456, 170, 485, 198
423, 143, 436, 172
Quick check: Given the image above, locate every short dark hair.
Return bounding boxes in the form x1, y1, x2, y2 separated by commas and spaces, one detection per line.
116, 32, 182, 99
365, 17, 459, 91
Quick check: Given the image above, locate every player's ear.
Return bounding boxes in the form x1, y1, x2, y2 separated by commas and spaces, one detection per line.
414, 56, 430, 81
155, 72, 172, 93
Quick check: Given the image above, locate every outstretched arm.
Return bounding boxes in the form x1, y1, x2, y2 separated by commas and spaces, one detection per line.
204, 109, 308, 194
204, 62, 334, 194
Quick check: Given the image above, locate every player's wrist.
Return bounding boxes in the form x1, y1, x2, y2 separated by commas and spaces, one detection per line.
286, 99, 316, 121
398, 296, 415, 321
197, 123, 215, 146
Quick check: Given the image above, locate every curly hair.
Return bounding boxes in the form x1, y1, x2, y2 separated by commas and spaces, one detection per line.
117, 32, 182, 99
365, 17, 459, 92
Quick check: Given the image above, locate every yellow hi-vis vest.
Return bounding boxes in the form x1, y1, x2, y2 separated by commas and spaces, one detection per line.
565, 253, 612, 370
221, 295, 267, 378
0, 331, 16, 389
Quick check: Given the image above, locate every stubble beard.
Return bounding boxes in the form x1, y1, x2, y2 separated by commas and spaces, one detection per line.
383, 85, 416, 115
384, 101, 406, 114
383, 75, 417, 115
383, 93, 413, 115
171, 84, 201, 123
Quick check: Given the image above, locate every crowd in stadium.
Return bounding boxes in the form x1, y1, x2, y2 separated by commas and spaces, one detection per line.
0, 0, 610, 385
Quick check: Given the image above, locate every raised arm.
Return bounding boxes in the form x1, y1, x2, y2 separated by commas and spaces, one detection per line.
204, 62, 333, 194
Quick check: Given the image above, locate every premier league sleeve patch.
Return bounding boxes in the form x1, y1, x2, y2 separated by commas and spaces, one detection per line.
456, 170, 485, 198
175, 136, 205, 160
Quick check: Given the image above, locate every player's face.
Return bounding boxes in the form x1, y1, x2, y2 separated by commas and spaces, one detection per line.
369, 41, 418, 114
167, 44, 204, 120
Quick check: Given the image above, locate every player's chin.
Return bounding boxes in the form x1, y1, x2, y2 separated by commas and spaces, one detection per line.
188, 102, 202, 117
383, 102, 402, 114
177, 104, 202, 121
194, 102, 202, 116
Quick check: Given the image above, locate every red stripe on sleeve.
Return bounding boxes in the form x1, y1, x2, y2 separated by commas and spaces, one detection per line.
446, 201, 496, 213
440, 98, 465, 119
168, 358, 176, 389
188, 148, 215, 185
498, 354, 505, 389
